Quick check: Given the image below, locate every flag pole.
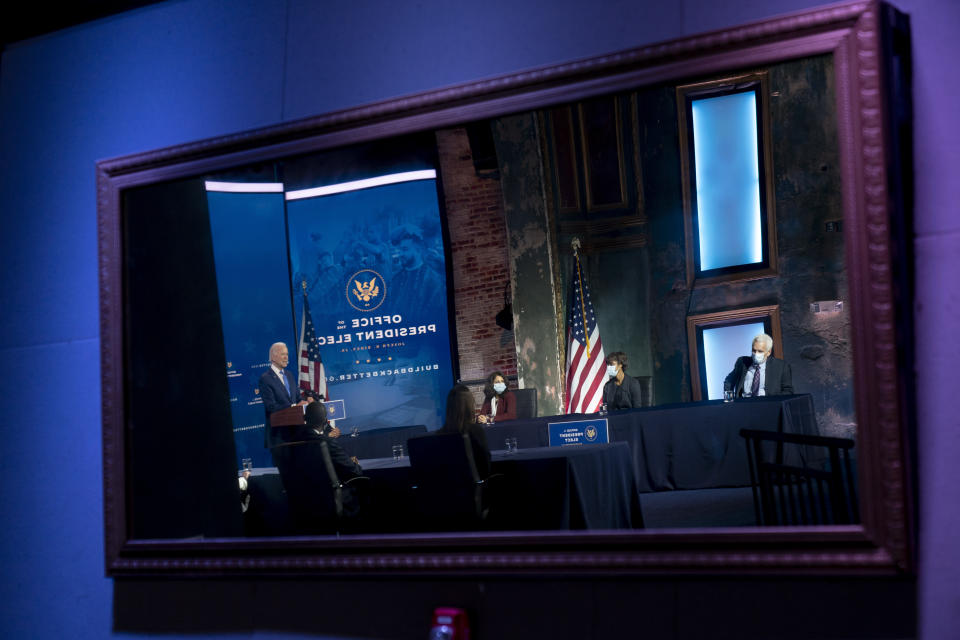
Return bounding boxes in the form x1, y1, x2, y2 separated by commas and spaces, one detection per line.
571, 237, 591, 357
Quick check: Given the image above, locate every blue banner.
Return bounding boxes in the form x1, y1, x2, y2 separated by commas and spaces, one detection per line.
206, 184, 294, 468
286, 174, 454, 433
547, 418, 610, 446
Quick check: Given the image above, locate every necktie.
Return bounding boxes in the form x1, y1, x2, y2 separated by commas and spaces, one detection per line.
750, 364, 761, 397
280, 370, 291, 397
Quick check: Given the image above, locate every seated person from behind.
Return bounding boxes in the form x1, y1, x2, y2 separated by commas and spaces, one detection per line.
602, 351, 644, 410
301, 401, 362, 480
301, 389, 340, 438
439, 384, 491, 478
477, 370, 516, 424
723, 332, 794, 398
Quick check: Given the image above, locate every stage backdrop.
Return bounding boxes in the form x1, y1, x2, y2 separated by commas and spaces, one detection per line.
206, 172, 454, 467
286, 171, 454, 435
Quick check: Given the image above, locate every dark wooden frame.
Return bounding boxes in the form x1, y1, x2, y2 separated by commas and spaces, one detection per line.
99, 0, 914, 576
677, 71, 780, 287
578, 96, 629, 212
686, 305, 784, 402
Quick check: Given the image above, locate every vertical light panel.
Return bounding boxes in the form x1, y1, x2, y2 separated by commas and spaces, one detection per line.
702, 321, 766, 400
691, 91, 763, 271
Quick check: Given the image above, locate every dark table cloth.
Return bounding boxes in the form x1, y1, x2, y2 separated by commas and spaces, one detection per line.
361, 442, 643, 531
484, 394, 819, 492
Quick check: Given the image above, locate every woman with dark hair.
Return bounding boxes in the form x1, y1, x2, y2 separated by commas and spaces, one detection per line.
439, 384, 491, 478
602, 351, 644, 410
477, 370, 517, 424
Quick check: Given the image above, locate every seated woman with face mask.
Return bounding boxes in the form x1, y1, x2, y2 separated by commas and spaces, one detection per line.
477, 370, 517, 424
601, 351, 644, 410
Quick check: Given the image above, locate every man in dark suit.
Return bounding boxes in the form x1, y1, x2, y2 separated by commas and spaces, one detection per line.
259, 342, 307, 449
276, 402, 364, 531
723, 333, 794, 397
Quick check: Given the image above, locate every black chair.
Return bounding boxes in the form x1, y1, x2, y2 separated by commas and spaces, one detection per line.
273, 439, 370, 535
406, 432, 501, 531
513, 387, 538, 419
740, 429, 859, 526
634, 375, 654, 407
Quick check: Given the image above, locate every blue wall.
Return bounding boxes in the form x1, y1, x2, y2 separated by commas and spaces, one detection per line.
1, 0, 957, 638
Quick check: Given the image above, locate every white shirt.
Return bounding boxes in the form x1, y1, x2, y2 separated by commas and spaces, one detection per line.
490, 396, 499, 417
743, 360, 767, 397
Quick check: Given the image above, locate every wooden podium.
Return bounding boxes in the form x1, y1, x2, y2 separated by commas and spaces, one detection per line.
269, 405, 306, 428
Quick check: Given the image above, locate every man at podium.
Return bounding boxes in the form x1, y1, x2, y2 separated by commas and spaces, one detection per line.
259, 342, 311, 448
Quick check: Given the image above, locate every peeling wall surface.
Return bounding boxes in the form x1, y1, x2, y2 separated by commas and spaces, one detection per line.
636, 55, 852, 430
491, 113, 564, 415
491, 56, 850, 430
435, 127, 518, 406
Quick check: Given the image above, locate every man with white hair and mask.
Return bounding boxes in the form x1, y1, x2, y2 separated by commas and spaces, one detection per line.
723, 333, 794, 398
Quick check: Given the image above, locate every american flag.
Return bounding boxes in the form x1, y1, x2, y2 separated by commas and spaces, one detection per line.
298, 293, 327, 400
564, 252, 606, 414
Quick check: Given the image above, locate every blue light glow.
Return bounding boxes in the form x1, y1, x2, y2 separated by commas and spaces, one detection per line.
691, 91, 763, 271
702, 322, 766, 400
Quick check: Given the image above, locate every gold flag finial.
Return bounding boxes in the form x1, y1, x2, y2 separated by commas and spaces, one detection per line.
301, 279, 308, 292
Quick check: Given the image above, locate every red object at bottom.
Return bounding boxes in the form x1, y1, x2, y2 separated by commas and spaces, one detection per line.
429, 607, 470, 640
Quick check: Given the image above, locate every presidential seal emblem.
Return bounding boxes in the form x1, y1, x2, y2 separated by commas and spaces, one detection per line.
346, 269, 386, 311
585, 425, 598, 442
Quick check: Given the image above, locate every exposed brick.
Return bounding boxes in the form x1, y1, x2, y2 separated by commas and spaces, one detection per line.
436, 127, 518, 397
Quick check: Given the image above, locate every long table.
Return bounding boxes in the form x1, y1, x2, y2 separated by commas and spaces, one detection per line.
362, 442, 644, 531
244, 442, 643, 533
484, 394, 819, 492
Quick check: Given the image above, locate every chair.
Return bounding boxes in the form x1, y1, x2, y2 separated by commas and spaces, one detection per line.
273, 439, 370, 535
739, 429, 859, 526
406, 432, 502, 531
633, 375, 654, 407
513, 387, 538, 419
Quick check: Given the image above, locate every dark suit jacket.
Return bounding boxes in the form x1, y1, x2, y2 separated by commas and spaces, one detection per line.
297, 426, 363, 479
480, 390, 517, 422
602, 374, 644, 410
723, 356, 794, 397
259, 367, 302, 448
274, 427, 363, 531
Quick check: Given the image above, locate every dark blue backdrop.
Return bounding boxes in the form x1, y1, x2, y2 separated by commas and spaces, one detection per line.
206, 175, 454, 467
287, 176, 454, 434
206, 185, 296, 467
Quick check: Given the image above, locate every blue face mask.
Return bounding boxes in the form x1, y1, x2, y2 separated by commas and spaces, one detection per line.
493, 382, 507, 394
607, 365, 619, 378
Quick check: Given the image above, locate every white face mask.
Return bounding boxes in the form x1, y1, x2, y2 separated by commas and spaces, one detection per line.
607, 364, 619, 378
493, 382, 506, 394
752, 351, 766, 365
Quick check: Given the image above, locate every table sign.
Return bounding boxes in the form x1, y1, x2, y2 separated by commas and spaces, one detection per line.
322, 399, 346, 420
547, 418, 609, 446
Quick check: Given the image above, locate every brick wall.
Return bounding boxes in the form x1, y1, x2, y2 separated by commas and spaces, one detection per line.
436, 127, 518, 406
